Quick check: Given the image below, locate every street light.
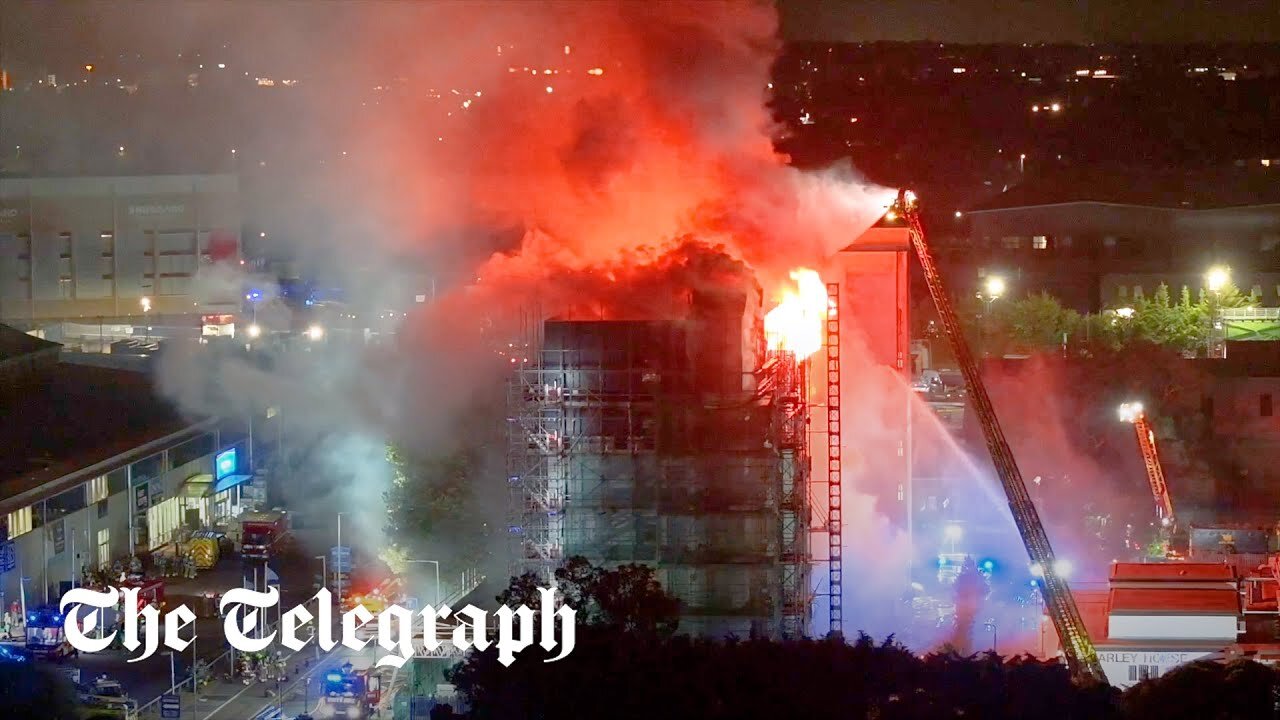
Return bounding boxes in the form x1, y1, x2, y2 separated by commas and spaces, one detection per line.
307, 324, 325, 341
944, 524, 963, 552
1206, 265, 1230, 293
1019, 153, 1026, 173
247, 323, 262, 339
1205, 265, 1231, 357
406, 559, 442, 607
983, 275, 1006, 300
140, 296, 152, 343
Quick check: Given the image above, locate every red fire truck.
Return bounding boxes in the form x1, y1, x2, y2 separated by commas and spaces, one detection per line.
240, 510, 292, 561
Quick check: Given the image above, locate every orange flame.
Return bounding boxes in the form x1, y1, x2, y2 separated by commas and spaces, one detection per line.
764, 268, 826, 360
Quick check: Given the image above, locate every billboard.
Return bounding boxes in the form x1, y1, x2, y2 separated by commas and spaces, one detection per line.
215, 448, 237, 480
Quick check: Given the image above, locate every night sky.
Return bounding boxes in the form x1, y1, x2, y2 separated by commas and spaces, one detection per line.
779, 0, 1280, 43
3, 0, 1278, 71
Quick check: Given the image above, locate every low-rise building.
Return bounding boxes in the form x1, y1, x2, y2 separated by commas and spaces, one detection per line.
0, 323, 257, 607
1041, 563, 1241, 688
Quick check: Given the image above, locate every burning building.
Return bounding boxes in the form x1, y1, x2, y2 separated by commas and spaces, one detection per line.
506, 283, 811, 638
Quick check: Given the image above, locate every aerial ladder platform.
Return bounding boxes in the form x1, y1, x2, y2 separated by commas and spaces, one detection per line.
1118, 402, 1175, 528
899, 190, 1105, 682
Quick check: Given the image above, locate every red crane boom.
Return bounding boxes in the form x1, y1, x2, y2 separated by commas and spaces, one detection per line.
901, 190, 1104, 681
1119, 403, 1175, 526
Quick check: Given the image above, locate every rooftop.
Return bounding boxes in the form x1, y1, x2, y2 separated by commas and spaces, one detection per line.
0, 359, 192, 513
0, 324, 58, 363
1109, 588, 1241, 615
1110, 563, 1237, 583
969, 168, 1280, 212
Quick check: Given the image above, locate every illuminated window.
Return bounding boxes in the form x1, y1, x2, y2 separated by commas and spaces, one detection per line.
1032, 236, 1048, 250
97, 528, 110, 568
6, 506, 32, 538
1252, 285, 1262, 299
1133, 286, 1144, 299
88, 475, 109, 504
1001, 236, 1022, 250
1118, 286, 1128, 299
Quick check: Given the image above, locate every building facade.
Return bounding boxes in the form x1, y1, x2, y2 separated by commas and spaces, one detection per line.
0, 422, 256, 607
951, 199, 1280, 312
507, 289, 812, 640
0, 175, 241, 326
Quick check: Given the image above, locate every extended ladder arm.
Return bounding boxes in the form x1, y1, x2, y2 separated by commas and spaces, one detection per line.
901, 190, 1104, 681
1119, 404, 1175, 526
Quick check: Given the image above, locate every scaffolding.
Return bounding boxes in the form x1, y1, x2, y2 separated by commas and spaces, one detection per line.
506, 303, 811, 639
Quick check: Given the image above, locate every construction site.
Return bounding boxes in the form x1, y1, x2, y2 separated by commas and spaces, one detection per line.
504, 201, 914, 641
505, 285, 813, 639
505, 188, 1280, 689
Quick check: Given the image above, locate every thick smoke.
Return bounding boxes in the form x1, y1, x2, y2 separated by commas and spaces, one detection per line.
143, 0, 900, 618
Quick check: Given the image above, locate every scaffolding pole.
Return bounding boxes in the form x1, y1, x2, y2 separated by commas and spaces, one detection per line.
825, 282, 842, 636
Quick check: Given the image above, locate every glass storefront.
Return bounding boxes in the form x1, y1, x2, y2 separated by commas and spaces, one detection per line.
146, 497, 181, 550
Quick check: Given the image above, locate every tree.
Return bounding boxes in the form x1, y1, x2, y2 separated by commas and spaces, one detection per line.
382, 443, 492, 576
497, 556, 681, 637
1126, 283, 1207, 355
995, 292, 1081, 354
959, 292, 1080, 356
1122, 659, 1279, 720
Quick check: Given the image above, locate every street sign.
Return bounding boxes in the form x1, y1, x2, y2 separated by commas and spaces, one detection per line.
331, 546, 352, 573
0, 541, 14, 573
160, 693, 181, 719
405, 596, 420, 611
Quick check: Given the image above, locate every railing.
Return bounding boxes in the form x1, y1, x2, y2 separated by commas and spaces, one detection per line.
1221, 307, 1280, 320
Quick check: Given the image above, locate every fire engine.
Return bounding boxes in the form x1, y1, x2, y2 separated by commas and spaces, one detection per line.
25, 606, 75, 661
240, 510, 292, 561
314, 663, 381, 719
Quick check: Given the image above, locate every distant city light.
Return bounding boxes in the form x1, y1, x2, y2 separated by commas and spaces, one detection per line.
217, 63, 226, 69
247, 324, 262, 339
1032, 104, 1040, 112
140, 296, 151, 313
1050, 102, 1062, 112
545, 86, 553, 93
307, 324, 325, 341
954, 211, 963, 218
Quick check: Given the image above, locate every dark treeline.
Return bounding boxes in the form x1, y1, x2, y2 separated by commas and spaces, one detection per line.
442, 560, 1280, 720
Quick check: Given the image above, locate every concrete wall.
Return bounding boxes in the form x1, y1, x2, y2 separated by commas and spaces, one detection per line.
0, 175, 240, 324
1108, 614, 1238, 641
